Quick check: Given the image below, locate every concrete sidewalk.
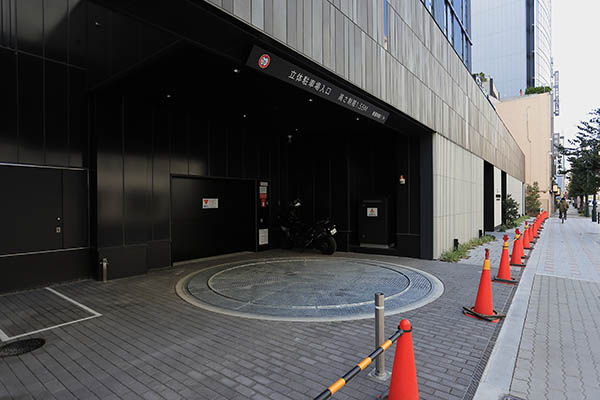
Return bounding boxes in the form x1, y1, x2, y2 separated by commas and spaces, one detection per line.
475, 207, 600, 400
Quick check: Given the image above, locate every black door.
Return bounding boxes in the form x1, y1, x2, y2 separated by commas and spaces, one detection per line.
171, 177, 255, 262
0, 166, 63, 254
483, 161, 494, 231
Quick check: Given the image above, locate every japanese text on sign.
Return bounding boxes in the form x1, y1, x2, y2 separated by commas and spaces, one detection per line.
246, 46, 389, 124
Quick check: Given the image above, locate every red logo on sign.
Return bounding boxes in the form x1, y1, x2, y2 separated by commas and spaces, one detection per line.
204, 200, 208, 204
258, 54, 270, 69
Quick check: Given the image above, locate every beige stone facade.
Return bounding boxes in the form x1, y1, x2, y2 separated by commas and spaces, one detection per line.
496, 93, 552, 213
205, 0, 525, 181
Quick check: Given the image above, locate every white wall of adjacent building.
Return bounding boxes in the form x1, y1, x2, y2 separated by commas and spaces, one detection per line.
433, 134, 484, 258
507, 174, 525, 215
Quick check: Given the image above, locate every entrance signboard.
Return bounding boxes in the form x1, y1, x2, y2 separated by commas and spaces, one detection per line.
202, 198, 218, 209
246, 46, 390, 124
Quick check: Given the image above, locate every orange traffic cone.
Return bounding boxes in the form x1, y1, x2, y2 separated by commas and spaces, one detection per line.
494, 235, 516, 284
527, 221, 535, 247
463, 249, 504, 323
510, 229, 526, 267
386, 319, 419, 400
523, 223, 531, 250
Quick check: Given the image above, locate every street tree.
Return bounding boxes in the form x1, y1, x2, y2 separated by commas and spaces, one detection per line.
526, 182, 541, 216
558, 108, 600, 215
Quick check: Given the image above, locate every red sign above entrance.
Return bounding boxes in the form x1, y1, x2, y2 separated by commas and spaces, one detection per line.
258, 54, 270, 69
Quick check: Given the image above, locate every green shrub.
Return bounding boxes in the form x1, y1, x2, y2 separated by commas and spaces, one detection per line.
525, 86, 552, 95
526, 182, 542, 216
440, 235, 496, 262
503, 194, 520, 228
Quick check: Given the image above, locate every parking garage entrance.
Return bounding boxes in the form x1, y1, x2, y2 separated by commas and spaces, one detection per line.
91, 36, 433, 277
0, 0, 435, 292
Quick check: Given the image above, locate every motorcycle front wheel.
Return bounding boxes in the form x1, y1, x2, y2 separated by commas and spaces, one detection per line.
318, 236, 337, 255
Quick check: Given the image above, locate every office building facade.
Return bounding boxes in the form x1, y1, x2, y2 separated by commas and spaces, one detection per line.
423, 0, 472, 71
471, 0, 552, 99
0, 0, 524, 292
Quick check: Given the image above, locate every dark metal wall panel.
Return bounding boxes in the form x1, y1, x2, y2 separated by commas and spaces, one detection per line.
109, 12, 140, 77
44, 60, 69, 166
86, 2, 110, 85
188, 115, 209, 177
123, 99, 152, 245
0, 0, 17, 49
0, 166, 62, 255
152, 108, 171, 241
68, 0, 87, 68
0, 47, 17, 163
62, 169, 89, 248
17, 53, 44, 165
69, 67, 88, 168
409, 136, 421, 234
208, 121, 227, 177
0, 249, 92, 293
147, 240, 170, 269
0, 2, 89, 170
16, 0, 43, 55
44, 0, 69, 63
98, 245, 147, 279
419, 133, 433, 259
171, 176, 255, 261
95, 94, 124, 248
226, 122, 243, 178
170, 112, 188, 175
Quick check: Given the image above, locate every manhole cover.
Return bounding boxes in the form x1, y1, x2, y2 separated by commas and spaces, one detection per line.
177, 257, 444, 321
208, 259, 411, 307
0, 338, 45, 357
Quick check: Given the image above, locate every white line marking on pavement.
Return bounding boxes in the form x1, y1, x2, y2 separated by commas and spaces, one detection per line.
1, 315, 100, 342
0, 288, 102, 342
45, 287, 102, 317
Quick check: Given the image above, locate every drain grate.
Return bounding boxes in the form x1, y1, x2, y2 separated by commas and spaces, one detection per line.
0, 338, 45, 357
503, 396, 526, 400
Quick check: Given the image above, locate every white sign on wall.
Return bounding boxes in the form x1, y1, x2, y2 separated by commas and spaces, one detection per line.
258, 228, 269, 245
367, 207, 378, 217
202, 198, 219, 209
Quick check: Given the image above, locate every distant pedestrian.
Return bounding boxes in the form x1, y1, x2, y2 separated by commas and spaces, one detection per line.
559, 197, 568, 222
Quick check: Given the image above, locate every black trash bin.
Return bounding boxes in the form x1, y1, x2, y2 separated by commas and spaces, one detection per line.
359, 196, 394, 248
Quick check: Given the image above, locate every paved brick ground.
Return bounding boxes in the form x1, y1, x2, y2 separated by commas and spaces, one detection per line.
459, 218, 535, 269
0, 288, 95, 338
0, 250, 518, 400
508, 209, 600, 400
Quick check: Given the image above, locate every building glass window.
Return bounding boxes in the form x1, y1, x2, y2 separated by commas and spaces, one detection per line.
454, 0, 463, 20
464, 0, 471, 35
446, 3, 453, 44
453, 16, 462, 57
425, 0, 471, 71
433, 0, 446, 32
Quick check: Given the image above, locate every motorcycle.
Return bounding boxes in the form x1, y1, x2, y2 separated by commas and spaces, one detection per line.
280, 199, 337, 255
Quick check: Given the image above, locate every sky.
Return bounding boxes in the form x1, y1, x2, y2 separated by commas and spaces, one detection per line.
552, 0, 600, 144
